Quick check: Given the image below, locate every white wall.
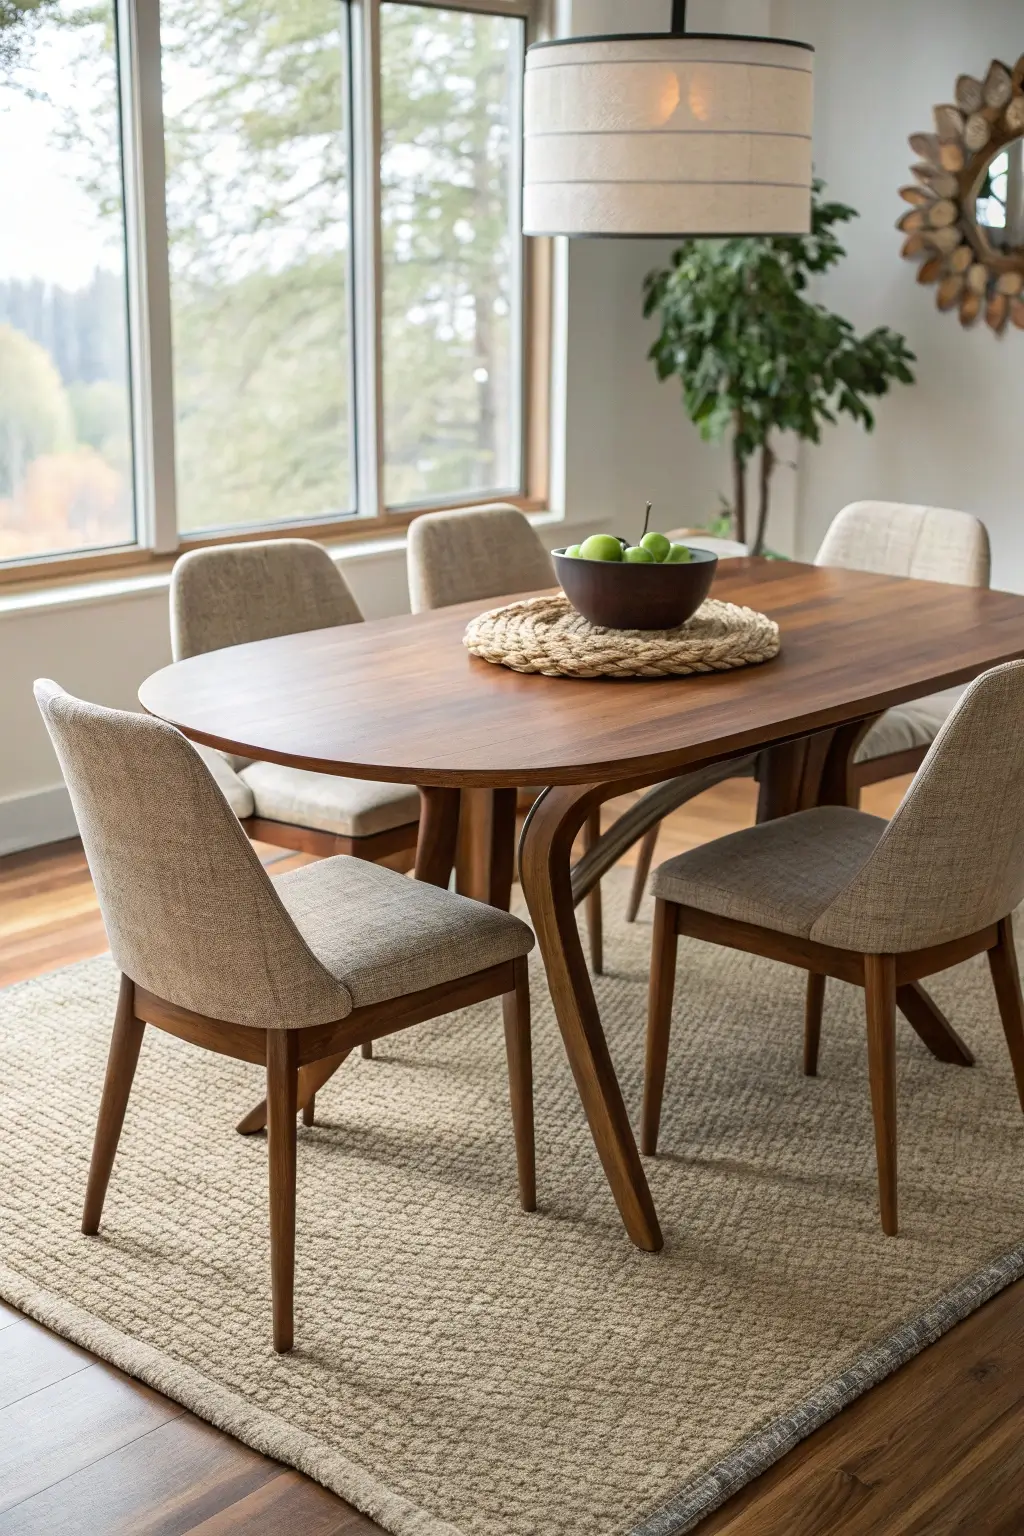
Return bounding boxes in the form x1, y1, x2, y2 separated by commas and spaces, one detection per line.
775, 0, 1024, 576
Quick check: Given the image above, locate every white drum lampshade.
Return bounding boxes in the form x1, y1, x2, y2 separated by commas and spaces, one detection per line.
523, 29, 814, 238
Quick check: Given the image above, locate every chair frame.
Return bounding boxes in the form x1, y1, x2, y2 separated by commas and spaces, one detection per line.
84, 956, 534, 1353
241, 814, 419, 871
642, 901, 1024, 1236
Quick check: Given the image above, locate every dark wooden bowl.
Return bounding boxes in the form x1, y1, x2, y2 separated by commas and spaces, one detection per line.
552, 546, 718, 631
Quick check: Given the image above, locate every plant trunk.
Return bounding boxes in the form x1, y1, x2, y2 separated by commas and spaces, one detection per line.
751, 441, 776, 556
731, 435, 747, 546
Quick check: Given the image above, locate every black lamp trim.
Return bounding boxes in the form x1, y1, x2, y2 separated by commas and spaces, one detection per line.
527, 33, 814, 55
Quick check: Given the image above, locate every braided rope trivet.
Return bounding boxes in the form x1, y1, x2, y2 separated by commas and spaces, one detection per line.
464, 593, 780, 679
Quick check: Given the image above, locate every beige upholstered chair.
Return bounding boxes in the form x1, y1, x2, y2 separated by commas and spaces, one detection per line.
36, 681, 536, 1353
622, 499, 992, 923
642, 662, 1024, 1236
406, 504, 617, 966
170, 539, 421, 869
815, 501, 991, 794
407, 502, 554, 614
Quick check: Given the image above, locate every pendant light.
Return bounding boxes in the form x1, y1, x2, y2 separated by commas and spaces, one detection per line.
522, 1, 814, 238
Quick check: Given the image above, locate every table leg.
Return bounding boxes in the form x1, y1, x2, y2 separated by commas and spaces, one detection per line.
455, 788, 517, 910
415, 787, 462, 888
520, 783, 663, 1253
756, 739, 810, 822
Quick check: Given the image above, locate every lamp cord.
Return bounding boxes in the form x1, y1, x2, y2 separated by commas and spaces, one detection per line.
671, 0, 687, 33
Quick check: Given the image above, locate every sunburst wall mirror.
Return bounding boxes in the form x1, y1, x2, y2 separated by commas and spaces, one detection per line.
898, 55, 1024, 332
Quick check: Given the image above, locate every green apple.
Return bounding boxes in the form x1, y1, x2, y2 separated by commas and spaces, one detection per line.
623, 545, 655, 563
579, 534, 625, 562
563, 544, 582, 558
664, 542, 694, 564
640, 530, 671, 563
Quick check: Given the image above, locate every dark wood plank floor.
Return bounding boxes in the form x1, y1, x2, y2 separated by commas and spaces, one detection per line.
2, 784, 1022, 1534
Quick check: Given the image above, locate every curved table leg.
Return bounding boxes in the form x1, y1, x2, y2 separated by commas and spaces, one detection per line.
520, 783, 663, 1253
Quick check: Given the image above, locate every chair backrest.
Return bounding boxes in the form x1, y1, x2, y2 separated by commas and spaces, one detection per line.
35, 681, 353, 1028
170, 538, 362, 660
811, 661, 1024, 953
407, 503, 554, 613
815, 501, 990, 588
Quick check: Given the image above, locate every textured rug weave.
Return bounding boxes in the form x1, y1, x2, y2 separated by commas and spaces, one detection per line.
2, 878, 1024, 1536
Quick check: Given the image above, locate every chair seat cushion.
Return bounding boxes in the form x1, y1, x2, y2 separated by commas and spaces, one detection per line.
195, 744, 255, 820
651, 805, 887, 939
239, 762, 420, 839
855, 687, 965, 764
274, 856, 534, 1010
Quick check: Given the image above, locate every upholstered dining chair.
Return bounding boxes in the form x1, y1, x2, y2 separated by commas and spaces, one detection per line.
622, 499, 992, 924
170, 538, 422, 871
406, 504, 621, 968
172, 539, 423, 1059
815, 501, 991, 796
641, 661, 1024, 1237
35, 681, 536, 1353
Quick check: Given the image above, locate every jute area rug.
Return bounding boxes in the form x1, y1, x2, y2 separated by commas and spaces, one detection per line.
2, 876, 1024, 1536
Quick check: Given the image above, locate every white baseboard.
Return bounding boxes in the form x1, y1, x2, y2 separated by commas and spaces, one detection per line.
0, 784, 78, 857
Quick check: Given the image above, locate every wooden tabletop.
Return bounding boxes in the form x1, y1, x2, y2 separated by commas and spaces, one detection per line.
138, 559, 1024, 789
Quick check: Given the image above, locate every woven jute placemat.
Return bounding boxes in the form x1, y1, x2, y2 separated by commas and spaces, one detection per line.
463, 592, 781, 679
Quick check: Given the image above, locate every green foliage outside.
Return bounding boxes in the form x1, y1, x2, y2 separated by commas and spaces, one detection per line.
0, 325, 74, 494
643, 186, 917, 555
380, 4, 518, 506
0, 0, 54, 71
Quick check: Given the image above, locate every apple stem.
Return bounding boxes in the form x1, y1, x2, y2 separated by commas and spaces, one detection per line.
643, 501, 652, 539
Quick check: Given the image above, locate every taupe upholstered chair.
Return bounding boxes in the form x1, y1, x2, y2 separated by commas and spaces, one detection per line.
407, 504, 612, 969
171, 539, 422, 869
642, 662, 1024, 1236
815, 501, 991, 794
407, 502, 554, 614
623, 499, 992, 923
36, 681, 536, 1353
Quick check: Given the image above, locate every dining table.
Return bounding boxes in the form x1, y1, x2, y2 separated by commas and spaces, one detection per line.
139, 556, 1024, 1254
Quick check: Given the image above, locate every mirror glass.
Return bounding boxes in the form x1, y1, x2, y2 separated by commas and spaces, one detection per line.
974, 138, 1024, 251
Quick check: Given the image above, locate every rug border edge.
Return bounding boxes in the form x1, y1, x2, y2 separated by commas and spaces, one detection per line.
0, 1260, 467, 1536
626, 1239, 1024, 1536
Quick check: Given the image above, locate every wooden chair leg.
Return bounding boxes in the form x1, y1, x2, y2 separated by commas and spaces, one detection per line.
502, 956, 536, 1212
83, 975, 146, 1236
642, 899, 680, 1156
239, 1050, 350, 1136
584, 808, 604, 975
266, 1031, 298, 1353
626, 825, 660, 924
987, 915, 1024, 1115
361, 1041, 373, 1061
804, 972, 826, 1077
864, 954, 898, 1236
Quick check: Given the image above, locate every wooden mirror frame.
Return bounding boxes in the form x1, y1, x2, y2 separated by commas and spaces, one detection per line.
898, 55, 1024, 332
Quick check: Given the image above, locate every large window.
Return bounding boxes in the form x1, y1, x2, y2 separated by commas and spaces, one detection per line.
0, 0, 546, 575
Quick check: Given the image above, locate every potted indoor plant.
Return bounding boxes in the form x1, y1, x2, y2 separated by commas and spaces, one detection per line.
643, 184, 916, 554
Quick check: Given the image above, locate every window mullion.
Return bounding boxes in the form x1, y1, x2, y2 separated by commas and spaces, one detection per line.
351, 0, 386, 519
119, 0, 178, 553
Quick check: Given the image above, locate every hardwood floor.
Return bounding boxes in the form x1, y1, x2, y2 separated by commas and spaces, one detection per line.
2, 779, 1023, 1534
